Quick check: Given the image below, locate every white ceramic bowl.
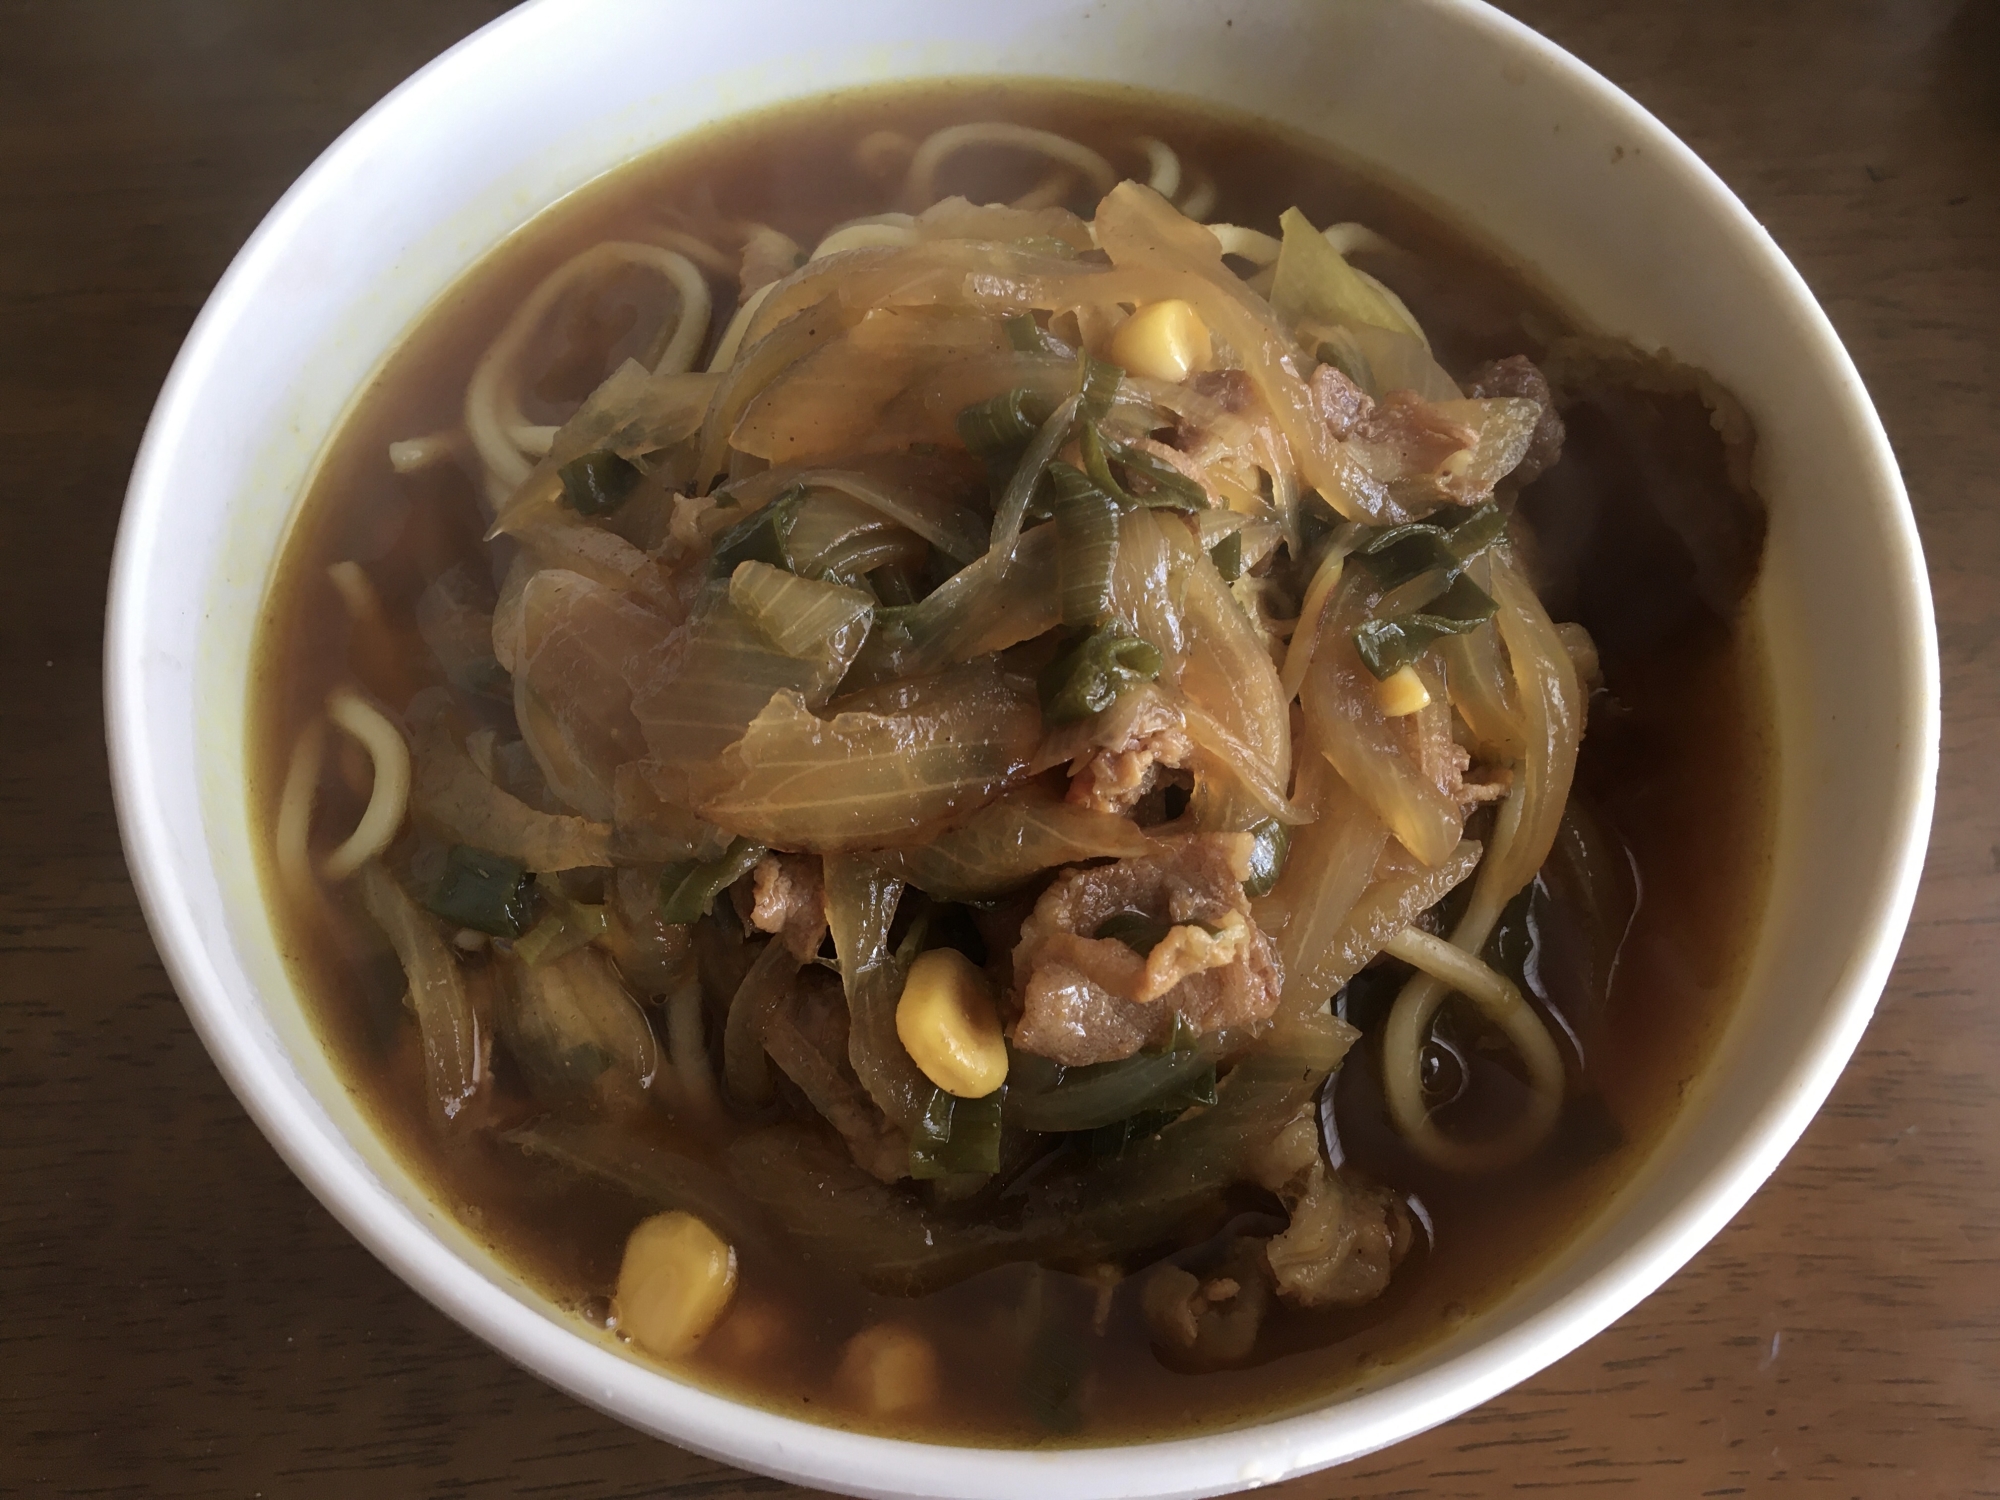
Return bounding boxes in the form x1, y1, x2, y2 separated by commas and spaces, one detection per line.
105, 1, 1937, 1495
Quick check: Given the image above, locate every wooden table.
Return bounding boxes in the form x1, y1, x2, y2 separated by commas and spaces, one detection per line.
4, 2, 1993, 1493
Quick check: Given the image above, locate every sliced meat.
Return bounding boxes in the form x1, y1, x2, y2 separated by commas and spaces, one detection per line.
1253, 1108, 1412, 1309
1410, 699, 1513, 808
1140, 1238, 1272, 1369
1456, 763, 1513, 805
763, 967, 908, 1182
1125, 434, 1226, 509
1188, 368, 1256, 414
750, 852, 827, 960
738, 226, 804, 295
1309, 363, 1372, 440
1353, 388, 1480, 476
1466, 353, 1565, 487
1313, 364, 1485, 480
1009, 834, 1283, 1066
1063, 690, 1194, 818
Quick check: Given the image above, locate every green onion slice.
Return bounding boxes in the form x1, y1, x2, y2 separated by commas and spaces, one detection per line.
709, 485, 807, 575
1353, 571, 1498, 679
1054, 486, 1119, 629
1003, 313, 1047, 354
558, 450, 643, 518
1113, 441, 1208, 511
1208, 530, 1243, 582
658, 837, 767, 924
1240, 818, 1292, 897
1076, 354, 1123, 424
426, 845, 536, 937
909, 1087, 1004, 1178
1036, 627, 1165, 724
957, 388, 1061, 459
1353, 501, 1505, 588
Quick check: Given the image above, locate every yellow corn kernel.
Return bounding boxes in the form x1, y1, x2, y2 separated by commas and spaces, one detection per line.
1375, 664, 1431, 717
834, 1323, 939, 1417
1109, 299, 1213, 384
701, 1296, 788, 1366
613, 1211, 737, 1360
895, 948, 1008, 1098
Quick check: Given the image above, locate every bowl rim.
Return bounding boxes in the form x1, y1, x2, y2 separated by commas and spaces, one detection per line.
104, 1, 1939, 1495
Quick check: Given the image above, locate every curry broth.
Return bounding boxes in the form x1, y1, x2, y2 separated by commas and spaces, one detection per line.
249, 82, 1773, 1445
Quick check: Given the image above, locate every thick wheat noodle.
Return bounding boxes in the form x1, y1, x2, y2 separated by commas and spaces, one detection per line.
854, 128, 916, 178
504, 422, 557, 458
651, 227, 736, 278
706, 282, 779, 372
320, 689, 411, 882
668, 978, 723, 1124
1379, 924, 1565, 1171
1176, 168, 1217, 222
464, 240, 712, 495
386, 429, 462, 473
1376, 552, 1576, 1072
1325, 221, 1403, 259
903, 122, 1116, 210
1209, 223, 1282, 264
1135, 136, 1181, 200
1009, 166, 1076, 212
275, 718, 326, 901
325, 560, 384, 625
809, 221, 919, 261
1378, 784, 1539, 1158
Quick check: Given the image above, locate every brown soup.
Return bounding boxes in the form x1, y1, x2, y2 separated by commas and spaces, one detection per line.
251, 82, 1772, 1445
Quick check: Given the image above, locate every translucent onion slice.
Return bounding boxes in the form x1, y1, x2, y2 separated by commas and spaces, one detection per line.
702, 660, 1041, 852
357, 862, 484, 1122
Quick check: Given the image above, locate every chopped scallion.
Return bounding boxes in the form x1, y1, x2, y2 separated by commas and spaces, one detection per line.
512, 895, 609, 967
1076, 354, 1123, 424
425, 845, 536, 937
1113, 440, 1208, 511
1353, 571, 1498, 679
557, 449, 643, 518
1078, 421, 1132, 507
1353, 501, 1506, 588
1003, 313, 1046, 354
709, 485, 807, 575
909, 1086, 1004, 1178
1240, 818, 1291, 897
1054, 487, 1119, 629
1093, 910, 1177, 956
1208, 530, 1243, 581
1083, 1107, 1184, 1159
1036, 627, 1165, 724
957, 388, 1061, 458
658, 837, 767, 924
1445, 501, 1506, 559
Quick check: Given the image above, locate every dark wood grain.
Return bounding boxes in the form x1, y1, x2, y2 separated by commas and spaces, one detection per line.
2, 1, 1993, 1494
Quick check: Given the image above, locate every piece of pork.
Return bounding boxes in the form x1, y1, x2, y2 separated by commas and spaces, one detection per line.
1062, 690, 1195, 818
1253, 1107, 1412, 1308
749, 852, 827, 960
762, 967, 908, 1183
1009, 834, 1283, 1066
1465, 354, 1566, 487
1188, 368, 1256, 414
1308, 363, 1373, 440
1313, 367, 1482, 478
737, 226, 804, 295
1140, 1237, 1273, 1369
